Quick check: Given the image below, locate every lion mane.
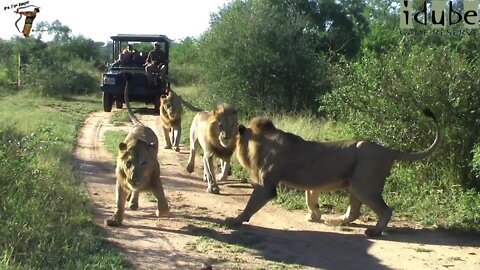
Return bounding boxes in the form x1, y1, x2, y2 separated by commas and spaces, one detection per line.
227, 109, 440, 237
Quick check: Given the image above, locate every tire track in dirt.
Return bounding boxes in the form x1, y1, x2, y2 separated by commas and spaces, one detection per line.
74, 109, 480, 270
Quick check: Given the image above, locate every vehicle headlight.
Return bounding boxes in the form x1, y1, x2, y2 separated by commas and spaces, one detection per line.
103, 76, 116, 85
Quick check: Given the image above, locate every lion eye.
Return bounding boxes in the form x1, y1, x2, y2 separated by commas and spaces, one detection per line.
125, 161, 132, 168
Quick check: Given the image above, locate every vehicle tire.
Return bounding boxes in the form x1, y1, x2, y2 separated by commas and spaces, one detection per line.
153, 96, 161, 114
115, 99, 123, 109
103, 92, 113, 112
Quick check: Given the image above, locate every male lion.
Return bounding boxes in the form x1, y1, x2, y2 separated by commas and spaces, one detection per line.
159, 85, 203, 152
226, 109, 440, 237
105, 73, 169, 227
159, 88, 183, 152
186, 103, 238, 194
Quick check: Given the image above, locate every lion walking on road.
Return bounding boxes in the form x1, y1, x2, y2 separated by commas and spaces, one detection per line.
105, 73, 169, 227
186, 103, 238, 194
226, 109, 440, 237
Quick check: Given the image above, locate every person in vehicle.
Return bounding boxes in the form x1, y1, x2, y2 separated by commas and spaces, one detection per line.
144, 42, 167, 86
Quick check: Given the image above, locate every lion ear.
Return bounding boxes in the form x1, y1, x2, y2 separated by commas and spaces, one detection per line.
118, 142, 127, 152
238, 124, 246, 135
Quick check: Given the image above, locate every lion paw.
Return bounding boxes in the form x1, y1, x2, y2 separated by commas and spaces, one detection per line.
105, 218, 122, 227
186, 163, 194, 173
156, 207, 170, 217
128, 202, 139, 210
224, 217, 243, 228
207, 186, 220, 194
306, 212, 321, 223
365, 227, 383, 237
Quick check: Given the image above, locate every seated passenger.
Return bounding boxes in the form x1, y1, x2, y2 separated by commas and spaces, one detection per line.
145, 43, 167, 86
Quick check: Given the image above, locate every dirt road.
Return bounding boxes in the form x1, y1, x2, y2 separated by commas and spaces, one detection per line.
74, 109, 479, 270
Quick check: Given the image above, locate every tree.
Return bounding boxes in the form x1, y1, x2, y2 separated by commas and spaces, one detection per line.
198, 0, 365, 112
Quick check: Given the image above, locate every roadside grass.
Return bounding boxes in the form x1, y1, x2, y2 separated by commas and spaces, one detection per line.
104, 130, 128, 156
0, 92, 129, 269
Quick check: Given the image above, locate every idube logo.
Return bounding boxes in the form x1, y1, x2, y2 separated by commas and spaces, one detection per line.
400, 0, 479, 36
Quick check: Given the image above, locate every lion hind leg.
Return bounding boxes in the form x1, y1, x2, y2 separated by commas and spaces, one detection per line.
163, 126, 172, 149
204, 155, 220, 194
128, 190, 140, 210
217, 159, 230, 182
173, 126, 181, 152
305, 190, 322, 222
351, 184, 392, 237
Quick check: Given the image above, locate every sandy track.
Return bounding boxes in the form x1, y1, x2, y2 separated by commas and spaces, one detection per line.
74, 109, 480, 270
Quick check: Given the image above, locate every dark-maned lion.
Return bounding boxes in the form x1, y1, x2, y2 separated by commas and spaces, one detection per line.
226, 109, 440, 237
105, 73, 169, 227
186, 103, 238, 194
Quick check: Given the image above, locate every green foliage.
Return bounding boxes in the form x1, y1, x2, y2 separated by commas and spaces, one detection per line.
472, 144, 480, 180
169, 38, 202, 86
321, 45, 480, 189
0, 95, 128, 269
1, 20, 102, 97
23, 57, 98, 97
200, 0, 355, 112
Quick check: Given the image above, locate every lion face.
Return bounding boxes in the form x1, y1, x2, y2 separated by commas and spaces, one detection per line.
161, 91, 182, 120
213, 111, 238, 148
118, 141, 156, 190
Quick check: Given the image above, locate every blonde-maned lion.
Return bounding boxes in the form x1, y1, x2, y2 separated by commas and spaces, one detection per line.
105, 73, 169, 227
226, 109, 440, 237
186, 103, 238, 194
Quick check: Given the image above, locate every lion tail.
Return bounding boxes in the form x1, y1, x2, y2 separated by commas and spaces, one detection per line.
123, 73, 142, 126
181, 98, 204, 112
394, 108, 441, 162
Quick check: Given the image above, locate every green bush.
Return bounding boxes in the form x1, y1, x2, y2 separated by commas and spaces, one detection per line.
321, 45, 480, 189
23, 57, 98, 97
198, 0, 332, 113
472, 144, 480, 181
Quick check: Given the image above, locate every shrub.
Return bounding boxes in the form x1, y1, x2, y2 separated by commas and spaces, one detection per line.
320, 45, 480, 189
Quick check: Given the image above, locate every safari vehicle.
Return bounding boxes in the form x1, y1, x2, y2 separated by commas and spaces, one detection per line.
100, 34, 170, 112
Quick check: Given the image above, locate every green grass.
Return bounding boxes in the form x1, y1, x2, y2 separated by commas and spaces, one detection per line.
103, 130, 128, 156
0, 92, 129, 269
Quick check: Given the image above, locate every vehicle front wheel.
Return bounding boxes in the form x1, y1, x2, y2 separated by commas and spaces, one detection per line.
103, 92, 113, 112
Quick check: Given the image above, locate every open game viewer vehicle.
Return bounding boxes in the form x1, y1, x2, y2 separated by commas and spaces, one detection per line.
100, 34, 170, 113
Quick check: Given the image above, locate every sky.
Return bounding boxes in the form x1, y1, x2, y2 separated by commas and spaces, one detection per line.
0, 0, 230, 42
